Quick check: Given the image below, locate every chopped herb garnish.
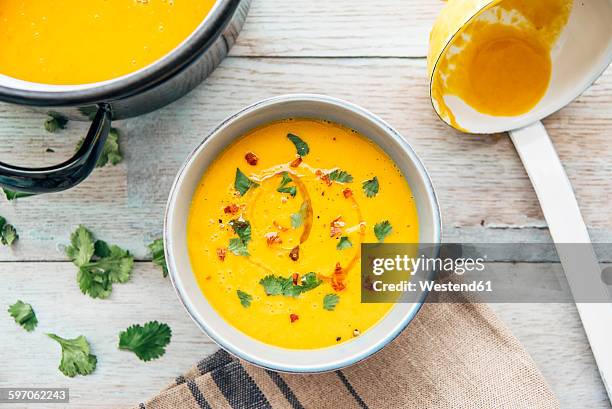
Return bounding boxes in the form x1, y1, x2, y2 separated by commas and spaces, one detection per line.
230, 219, 251, 244
259, 272, 321, 298
374, 220, 393, 242
65, 225, 134, 299
44, 113, 68, 133
287, 133, 310, 156
328, 169, 353, 183
47, 333, 97, 377
76, 128, 122, 168
362, 176, 379, 198
234, 168, 259, 196
0, 216, 18, 246
291, 201, 309, 229
277, 172, 297, 197
8, 300, 38, 331
323, 294, 340, 311
237, 290, 252, 308
148, 238, 168, 278
2, 188, 34, 201
118, 321, 172, 362
228, 238, 249, 256
336, 236, 352, 250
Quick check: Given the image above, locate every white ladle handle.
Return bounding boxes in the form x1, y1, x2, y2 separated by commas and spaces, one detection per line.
510, 121, 612, 400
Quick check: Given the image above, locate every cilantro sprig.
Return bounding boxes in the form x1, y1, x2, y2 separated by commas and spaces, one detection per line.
277, 172, 297, 197
287, 133, 309, 156
234, 168, 259, 196
76, 128, 123, 168
2, 188, 34, 201
8, 300, 38, 332
259, 272, 321, 298
323, 294, 340, 311
336, 236, 352, 250
65, 225, 134, 299
148, 238, 168, 278
0, 216, 18, 246
237, 290, 252, 308
228, 219, 251, 256
362, 176, 379, 198
44, 113, 69, 133
48, 333, 97, 377
374, 220, 393, 242
328, 169, 353, 183
291, 201, 309, 229
118, 321, 172, 362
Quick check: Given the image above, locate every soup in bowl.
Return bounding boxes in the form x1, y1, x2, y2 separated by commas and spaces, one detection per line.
165, 95, 441, 372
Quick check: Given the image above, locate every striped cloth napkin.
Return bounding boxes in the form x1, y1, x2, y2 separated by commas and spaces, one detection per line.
131, 292, 559, 409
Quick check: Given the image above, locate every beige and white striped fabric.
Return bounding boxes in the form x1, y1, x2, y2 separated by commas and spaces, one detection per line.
132, 293, 559, 409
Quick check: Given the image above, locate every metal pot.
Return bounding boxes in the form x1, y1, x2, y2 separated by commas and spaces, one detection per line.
0, 0, 251, 194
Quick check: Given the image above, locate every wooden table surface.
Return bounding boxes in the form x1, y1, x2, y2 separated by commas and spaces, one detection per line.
1, 1, 611, 408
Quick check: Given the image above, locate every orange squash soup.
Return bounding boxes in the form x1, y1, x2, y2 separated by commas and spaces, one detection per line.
187, 119, 420, 349
0, 0, 216, 84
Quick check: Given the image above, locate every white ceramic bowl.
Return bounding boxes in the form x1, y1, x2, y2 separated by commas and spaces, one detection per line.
164, 94, 441, 373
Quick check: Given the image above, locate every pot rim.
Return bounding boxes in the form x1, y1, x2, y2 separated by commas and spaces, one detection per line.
0, 0, 242, 107
164, 94, 442, 373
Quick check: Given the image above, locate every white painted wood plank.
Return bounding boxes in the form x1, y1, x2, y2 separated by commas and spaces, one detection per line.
0, 262, 217, 409
230, 0, 445, 57
0, 59, 610, 261
0, 262, 608, 408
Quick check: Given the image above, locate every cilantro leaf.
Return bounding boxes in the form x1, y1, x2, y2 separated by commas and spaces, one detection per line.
277, 172, 297, 197
337, 236, 352, 250
148, 238, 168, 278
259, 272, 321, 298
374, 220, 393, 242
76, 128, 122, 168
97, 128, 123, 167
47, 333, 97, 377
229, 219, 251, 244
8, 300, 38, 331
234, 168, 259, 196
287, 133, 309, 156
237, 290, 252, 308
118, 321, 172, 362
0, 216, 18, 246
228, 238, 249, 256
323, 294, 340, 311
291, 201, 309, 229
44, 113, 68, 133
66, 225, 95, 266
66, 225, 134, 299
362, 176, 379, 198
228, 219, 251, 256
3, 188, 34, 201
328, 169, 353, 183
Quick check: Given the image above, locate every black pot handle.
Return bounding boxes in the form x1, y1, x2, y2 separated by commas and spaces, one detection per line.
0, 104, 112, 194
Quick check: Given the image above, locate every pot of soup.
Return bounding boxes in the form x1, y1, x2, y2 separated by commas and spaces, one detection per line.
0, 0, 251, 193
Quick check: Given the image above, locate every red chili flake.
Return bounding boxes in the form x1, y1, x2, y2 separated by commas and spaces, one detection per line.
290, 313, 299, 323
316, 169, 332, 186
292, 273, 299, 285
290, 156, 303, 168
265, 232, 282, 246
289, 246, 300, 261
343, 188, 353, 198
331, 262, 347, 292
245, 152, 259, 166
224, 204, 240, 215
330, 216, 345, 237
216, 248, 227, 261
